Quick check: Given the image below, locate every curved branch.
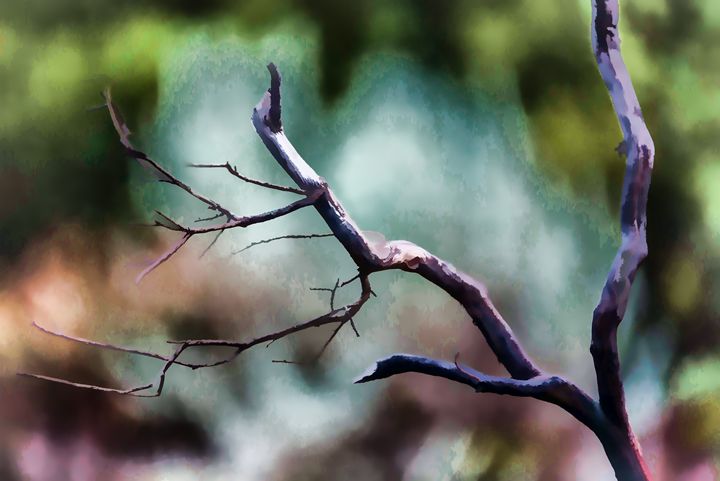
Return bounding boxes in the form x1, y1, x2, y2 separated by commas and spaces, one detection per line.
189, 162, 305, 195
232, 233, 334, 255
355, 353, 602, 430
136, 232, 192, 284
252, 65, 539, 380
590, 0, 655, 429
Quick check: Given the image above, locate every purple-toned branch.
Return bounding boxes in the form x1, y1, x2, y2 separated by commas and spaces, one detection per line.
16, 373, 153, 395
20, 275, 373, 396
232, 233, 334, 255
189, 162, 305, 195
25, 3, 656, 475
136, 186, 320, 281
590, 0, 654, 426
103, 89, 322, 282
103, 89, 237, 221
354, 354, 600, 422
135, 232, 192, 284
252, 66, 539, 380
585, 0, 655, 478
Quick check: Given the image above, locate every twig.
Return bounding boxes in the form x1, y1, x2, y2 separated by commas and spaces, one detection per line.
28, 322, 235, 370
199, 229, 225, 259
232, 233, 334, 255
103, 88, 237, 220
136, 233, 192, 284
195, 212, 225, 223
136, 192, 321, 282
189, 162, 305, 195
16, 373, 153, 395
23, 275, 373, 396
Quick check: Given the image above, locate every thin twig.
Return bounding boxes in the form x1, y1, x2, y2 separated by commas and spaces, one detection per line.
137, 193, 321, 282
199, 229, 225, 259
28, 322, 235, 370
16, 373, 153, 395
136, 233, 192, 284
195, 212, 225, 223
189, 162, 305, 195
232, 233, 334, 255
103, 89, 237, 220
24, 276, 373, 396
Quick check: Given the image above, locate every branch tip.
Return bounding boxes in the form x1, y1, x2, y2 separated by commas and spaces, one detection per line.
266, 62, 282, 133
353, 362, 380, 384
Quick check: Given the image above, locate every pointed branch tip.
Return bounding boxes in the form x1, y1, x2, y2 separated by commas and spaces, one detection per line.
266, 63, 282, 133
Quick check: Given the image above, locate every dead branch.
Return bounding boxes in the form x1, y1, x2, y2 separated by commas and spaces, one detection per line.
232, 233, 334, 255
23, 3, 656, 476
136, 189, 320, 282
189, 162, 305, 195
20, 275, 373, 395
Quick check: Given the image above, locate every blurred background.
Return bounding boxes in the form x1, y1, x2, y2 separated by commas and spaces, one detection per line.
1, 0, 719, 479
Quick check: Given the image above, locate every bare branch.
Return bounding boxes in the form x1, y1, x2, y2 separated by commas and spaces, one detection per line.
355, 353, 547, 395
249, 62, 653, 479
137, 192, 321, 282
189, 162, 305, 195
195, 212, 225, 223
199, 229, 225, 259
590, 0, 655, 431
136, 233, 192, 284
310, 274, 360, 313
349, 319, 360, 337
232, 233, 334, 255
24, 275, 373, 396
16, 373, 153, 395
103, 89, 237, 220
252, 65, 539, 380
31, 321, 171, 363
178, 192, 321, 236
27, 322, 233, 370
270, 321, 345, 365
354, 353, 602, 429
169, 274, 372, 350
271, 279, 361, 365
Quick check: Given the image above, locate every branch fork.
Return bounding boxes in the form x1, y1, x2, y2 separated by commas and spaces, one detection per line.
22, 2, 655, 478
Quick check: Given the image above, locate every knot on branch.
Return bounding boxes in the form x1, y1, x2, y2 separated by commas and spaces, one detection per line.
265, 62, 283, 133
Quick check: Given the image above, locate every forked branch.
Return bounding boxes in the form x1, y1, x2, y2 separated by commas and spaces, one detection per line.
102, 88, 322, 283
19, 275, 373, 396
23, 2, 655, 477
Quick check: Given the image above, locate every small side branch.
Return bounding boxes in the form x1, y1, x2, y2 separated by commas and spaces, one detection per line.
136, 233, 192, 284
232, 233, 334, 256
102, 89, 323, 283
137, 191, 321, 282
23, 321, 235, 370
189, 162, 305, 195
16, 373, 153, 395
355, 353, 555, 396
20, 276, 374, 396
102, 89, 237, 221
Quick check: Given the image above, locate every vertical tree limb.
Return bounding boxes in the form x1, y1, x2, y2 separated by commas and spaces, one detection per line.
589, 0, 655, 479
